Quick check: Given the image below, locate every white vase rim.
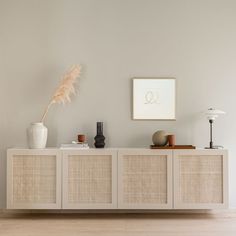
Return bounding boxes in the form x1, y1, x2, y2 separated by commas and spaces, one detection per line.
31, 122, 44, 125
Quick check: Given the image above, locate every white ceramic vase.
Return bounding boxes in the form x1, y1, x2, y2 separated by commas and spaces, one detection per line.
27, 122, 48, 149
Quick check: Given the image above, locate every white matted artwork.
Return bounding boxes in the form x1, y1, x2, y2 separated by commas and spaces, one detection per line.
132, 78, 176, 120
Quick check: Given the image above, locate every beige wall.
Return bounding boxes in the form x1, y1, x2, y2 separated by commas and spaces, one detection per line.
0, 0, 236, 208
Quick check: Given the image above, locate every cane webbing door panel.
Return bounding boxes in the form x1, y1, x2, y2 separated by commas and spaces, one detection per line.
118, 149, 172, 209
174, 150, 228, 209
7, 149, 61, 209
62, 150, 117, 209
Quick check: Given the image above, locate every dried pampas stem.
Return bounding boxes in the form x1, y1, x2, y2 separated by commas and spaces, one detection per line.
41, 65, 81, 122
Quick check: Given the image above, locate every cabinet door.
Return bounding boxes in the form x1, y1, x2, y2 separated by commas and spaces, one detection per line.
173, 150, 228, 209
62, 149, 117, 209
7, 149, 61, 209
118, 149, 173, 209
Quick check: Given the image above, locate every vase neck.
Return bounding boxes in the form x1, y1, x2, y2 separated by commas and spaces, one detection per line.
31, 122, 44, 126
97, 122, 103, 135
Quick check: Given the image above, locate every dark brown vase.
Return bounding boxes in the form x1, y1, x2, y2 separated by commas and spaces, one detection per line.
94, 122, 105, 148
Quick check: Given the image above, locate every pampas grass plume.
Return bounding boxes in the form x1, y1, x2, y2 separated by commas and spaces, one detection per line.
41, 65, 81, 122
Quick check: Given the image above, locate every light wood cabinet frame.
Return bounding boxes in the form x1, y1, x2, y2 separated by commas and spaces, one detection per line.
62, 149, 118, 209
173, 149, 228, 209
7, 149, 61, 209
118, 149, 173, 209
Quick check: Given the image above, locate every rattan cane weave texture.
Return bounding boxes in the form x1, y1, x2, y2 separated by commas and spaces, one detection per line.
179, 155, 223, 203
68, 155, 112, 204
122, 155, 167, 204
12, 155, 56, 204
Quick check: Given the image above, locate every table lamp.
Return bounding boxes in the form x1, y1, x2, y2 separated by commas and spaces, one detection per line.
205, 108, 225, 149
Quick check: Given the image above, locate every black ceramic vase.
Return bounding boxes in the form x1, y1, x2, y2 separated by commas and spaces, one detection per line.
94, 122, 105, 148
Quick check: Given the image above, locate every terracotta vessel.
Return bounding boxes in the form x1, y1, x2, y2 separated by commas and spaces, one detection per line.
168, 134, 175, 147
78, 134, 86, 143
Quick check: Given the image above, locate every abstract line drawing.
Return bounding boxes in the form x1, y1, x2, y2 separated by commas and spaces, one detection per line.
144, 90, 160, 104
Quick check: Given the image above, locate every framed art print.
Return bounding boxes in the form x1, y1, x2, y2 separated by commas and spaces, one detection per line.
132, 78, 176, 120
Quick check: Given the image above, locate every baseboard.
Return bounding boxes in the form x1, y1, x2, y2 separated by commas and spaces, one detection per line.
1, 209, 236, 214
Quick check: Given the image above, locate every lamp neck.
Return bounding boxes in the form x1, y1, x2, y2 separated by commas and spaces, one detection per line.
209, 119, 213, 148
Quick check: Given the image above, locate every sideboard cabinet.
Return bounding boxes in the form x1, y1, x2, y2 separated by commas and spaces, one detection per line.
7, 148, 228, 210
